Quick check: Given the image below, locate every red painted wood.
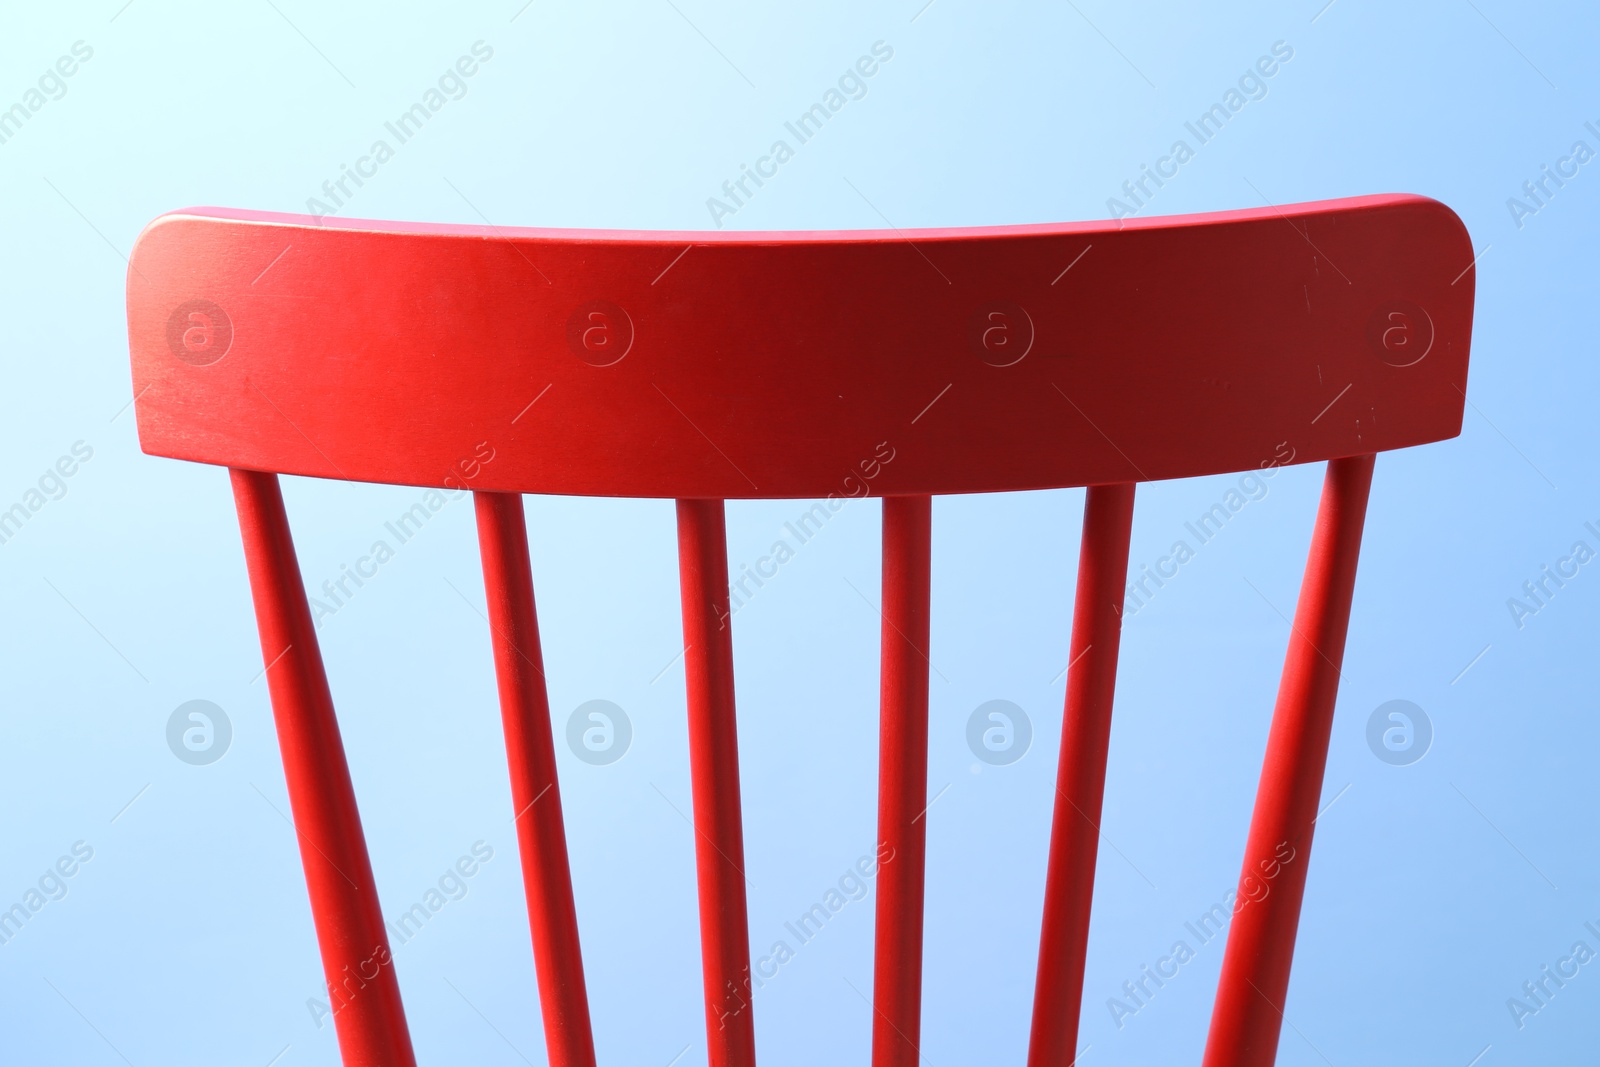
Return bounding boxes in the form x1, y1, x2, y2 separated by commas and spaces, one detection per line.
675, 498, 757, 1067
129, 196, 1472, 1064
229, 468, 415, 1067
473, 491, 596, 1067
871, 495, 933, 1067
128, 196, 1471, 499
1201, 454, 1376, 1067
1027, 483, 1136, 1066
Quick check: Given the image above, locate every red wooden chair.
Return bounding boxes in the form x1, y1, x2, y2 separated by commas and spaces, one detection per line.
125, 194, 1473, 1066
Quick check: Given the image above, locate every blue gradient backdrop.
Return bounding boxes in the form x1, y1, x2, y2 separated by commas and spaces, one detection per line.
0, 2, 1594, 1064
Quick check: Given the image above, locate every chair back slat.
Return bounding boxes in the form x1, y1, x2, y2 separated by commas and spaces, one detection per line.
1202, 453, 1375, 1065
675, 499, 759, 1065
1027, 482, 1136, 1066
472, 491, 597, 1067
229, 468, 416, 1065
871, 495, 934, 1067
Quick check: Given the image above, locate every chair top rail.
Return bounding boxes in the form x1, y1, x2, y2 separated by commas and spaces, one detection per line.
126, 194, 1473, 499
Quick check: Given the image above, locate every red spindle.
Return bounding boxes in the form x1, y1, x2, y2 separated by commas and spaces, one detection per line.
675, 498, 757, 1066
229, 468, 415, 1067
473, 491, 597, 1067
1202, 454, 1375, 1067
1027, 482, 1137, 1066
871, 495, 934, 1067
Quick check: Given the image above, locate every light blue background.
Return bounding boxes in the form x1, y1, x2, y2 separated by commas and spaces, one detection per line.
0, 1, 1595, 1064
